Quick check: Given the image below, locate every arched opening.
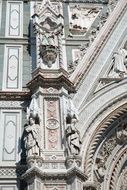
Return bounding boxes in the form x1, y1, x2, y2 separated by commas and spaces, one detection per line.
82, 103, 127, 190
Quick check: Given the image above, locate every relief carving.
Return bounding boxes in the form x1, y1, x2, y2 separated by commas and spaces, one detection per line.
116, 123, 127, 143
94, 156, 106, 182
120, 169, 127, 190
47, 118, 59, 150
48, 129, 58, 150
69, 5, 100, 35
99, 136, 117, 161
45, 99, 60, 150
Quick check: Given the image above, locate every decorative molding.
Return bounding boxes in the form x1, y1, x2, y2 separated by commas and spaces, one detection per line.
64, 0, 108, 2
27, 68, 75, 93
22, 165, 87, 182
107, 147, 127, 190
0, 101, 23, 108
0, 90, 30, 100
0, 166, 27, 178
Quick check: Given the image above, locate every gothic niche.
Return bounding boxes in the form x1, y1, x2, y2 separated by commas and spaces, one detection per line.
39, 18, 58, 68
33, 1, 63, 68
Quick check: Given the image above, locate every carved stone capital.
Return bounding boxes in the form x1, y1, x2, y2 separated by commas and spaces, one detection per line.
66, 155, 82, 168
27, 156, 43, 168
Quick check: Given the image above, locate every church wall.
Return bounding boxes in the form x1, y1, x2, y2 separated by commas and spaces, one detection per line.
0, 0, 127, 189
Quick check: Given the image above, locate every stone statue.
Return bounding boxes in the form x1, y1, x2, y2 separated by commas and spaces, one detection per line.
41, 31, 55, 46
94, 156, 106, 181
116, 123, 127, 143
66, 115, 82, 156
111, 48, 127, 78
24, 116, 41, 157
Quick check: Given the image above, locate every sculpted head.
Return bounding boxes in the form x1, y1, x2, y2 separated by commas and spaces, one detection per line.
29, 117, 35, 125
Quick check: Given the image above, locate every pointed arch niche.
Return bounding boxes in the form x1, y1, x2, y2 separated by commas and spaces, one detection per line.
81, 101, 127, 190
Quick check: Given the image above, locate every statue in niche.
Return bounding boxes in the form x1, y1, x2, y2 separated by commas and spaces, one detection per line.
116, 123, 127, 143
66, 114, 82, 156
24, 115, 41, 157
94, 156, 106, 182
41, 31, 56, 47
40, 19, 58, 47
109, 47, 127, 78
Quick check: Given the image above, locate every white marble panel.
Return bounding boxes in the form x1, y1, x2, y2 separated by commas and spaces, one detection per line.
1, 186, 15, 190
6, 1, 23, 37
0, 110, 21, 163
3, 114, 17, 161
2, 45, 22, 91
0, 0, 2, 29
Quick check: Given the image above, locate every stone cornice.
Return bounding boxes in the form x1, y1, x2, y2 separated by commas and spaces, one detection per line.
22, 166, 87, 181
70, 0, 127, 88
63, 0, 108, 3
27, 68, 75, 93
24, 0, 108, 3
0, 90, 30, 101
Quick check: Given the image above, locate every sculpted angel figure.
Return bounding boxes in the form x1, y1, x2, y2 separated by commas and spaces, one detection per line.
24, 116, 41, 157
